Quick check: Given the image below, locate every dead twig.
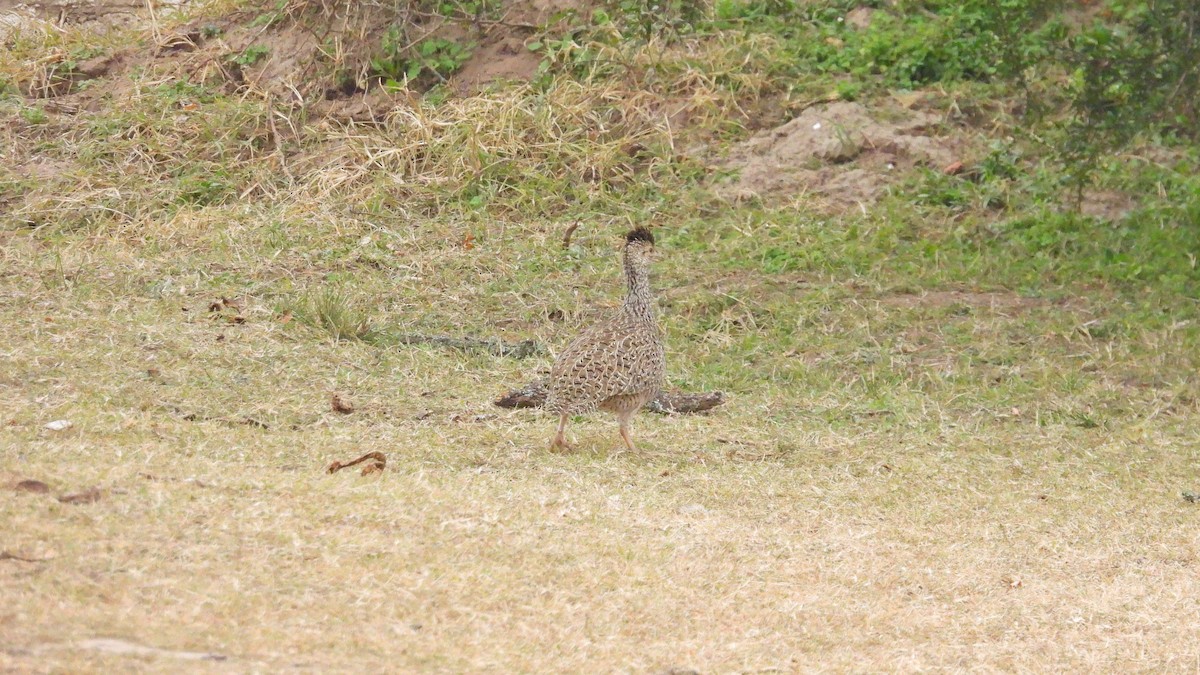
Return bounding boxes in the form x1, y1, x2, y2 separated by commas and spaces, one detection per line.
328, 451, 386, 476
137, 473, 216, 489
645, 391, 726, 414
562, 221, 580, 249
0, 551, 52, 563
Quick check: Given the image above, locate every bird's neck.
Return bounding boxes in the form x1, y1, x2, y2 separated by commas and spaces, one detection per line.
622, 256, 654, 320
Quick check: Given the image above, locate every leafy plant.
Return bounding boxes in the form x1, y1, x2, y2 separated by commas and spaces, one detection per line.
1053, 0, 1200, 201
424, 0, 494, 20
370, 29, 474, 90
605, 0, 709, 43
230, 45, 270, 67
527, 30, 607, 85
19, 106, 49, 125
713, 0, 797, 24
834, 80, 862, 101
153, 80, 216, 105
250, 1, 288, 28
176, 171, 234, 206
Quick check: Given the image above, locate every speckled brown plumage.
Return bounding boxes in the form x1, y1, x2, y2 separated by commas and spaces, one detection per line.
546, 227, 665, 452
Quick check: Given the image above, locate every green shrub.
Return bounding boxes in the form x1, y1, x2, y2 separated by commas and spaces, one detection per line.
230, 45, 270, 67
370, 29, 474, 91
1054, 0, 1200, 198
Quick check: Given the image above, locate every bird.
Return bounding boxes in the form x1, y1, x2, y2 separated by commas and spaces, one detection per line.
546, 226, 665, 452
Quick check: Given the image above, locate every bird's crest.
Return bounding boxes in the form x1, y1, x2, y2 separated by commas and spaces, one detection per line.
625, 227, 655, 245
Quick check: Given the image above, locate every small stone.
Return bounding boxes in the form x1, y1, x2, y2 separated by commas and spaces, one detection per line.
44, 420, 72, 431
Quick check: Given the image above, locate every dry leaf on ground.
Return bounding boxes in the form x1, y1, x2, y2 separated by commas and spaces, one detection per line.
327, 452, 386, 476
331, 394, 355, 414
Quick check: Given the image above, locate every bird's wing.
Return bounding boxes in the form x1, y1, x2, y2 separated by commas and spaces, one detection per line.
550, 320, 663, 401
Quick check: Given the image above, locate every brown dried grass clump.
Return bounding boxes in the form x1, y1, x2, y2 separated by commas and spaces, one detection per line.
304, 79, 683, 212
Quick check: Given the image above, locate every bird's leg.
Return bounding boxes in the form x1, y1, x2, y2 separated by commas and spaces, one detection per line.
550, 414, 573, 452
618, 413, 638, 453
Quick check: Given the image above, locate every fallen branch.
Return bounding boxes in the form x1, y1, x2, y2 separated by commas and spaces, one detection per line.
58, 488, 104, 505
328, 451, 386, 476
394, 334, 543, 359
0, 550, 52, 563
644, 391, 726, 414
494, 379, 725, 414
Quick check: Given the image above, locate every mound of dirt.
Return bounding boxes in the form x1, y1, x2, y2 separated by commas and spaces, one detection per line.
452, 34, 541, 94
0, 0, 184, 36
718, 100, 958, 211
7, 0, 596, 119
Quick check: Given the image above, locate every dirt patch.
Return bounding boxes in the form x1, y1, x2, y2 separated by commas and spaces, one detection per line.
7, 0, 589, 113
453, 34, 541, 94
0, 0, 186, 35
1079, 189, 1136, 221
844, 6, 875, 30
716, 100, 958, 210
0, 3, 38, 38
500, 0, 591, 25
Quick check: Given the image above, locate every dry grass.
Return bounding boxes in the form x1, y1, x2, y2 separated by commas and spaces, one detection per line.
4, 2, 1200, 672
4, 208, 1199, 672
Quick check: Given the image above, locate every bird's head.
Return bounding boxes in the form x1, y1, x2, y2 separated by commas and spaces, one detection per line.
624, 226, 657, 264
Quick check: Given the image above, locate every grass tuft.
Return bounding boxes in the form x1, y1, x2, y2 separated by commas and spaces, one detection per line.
285, 288, 381, 343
